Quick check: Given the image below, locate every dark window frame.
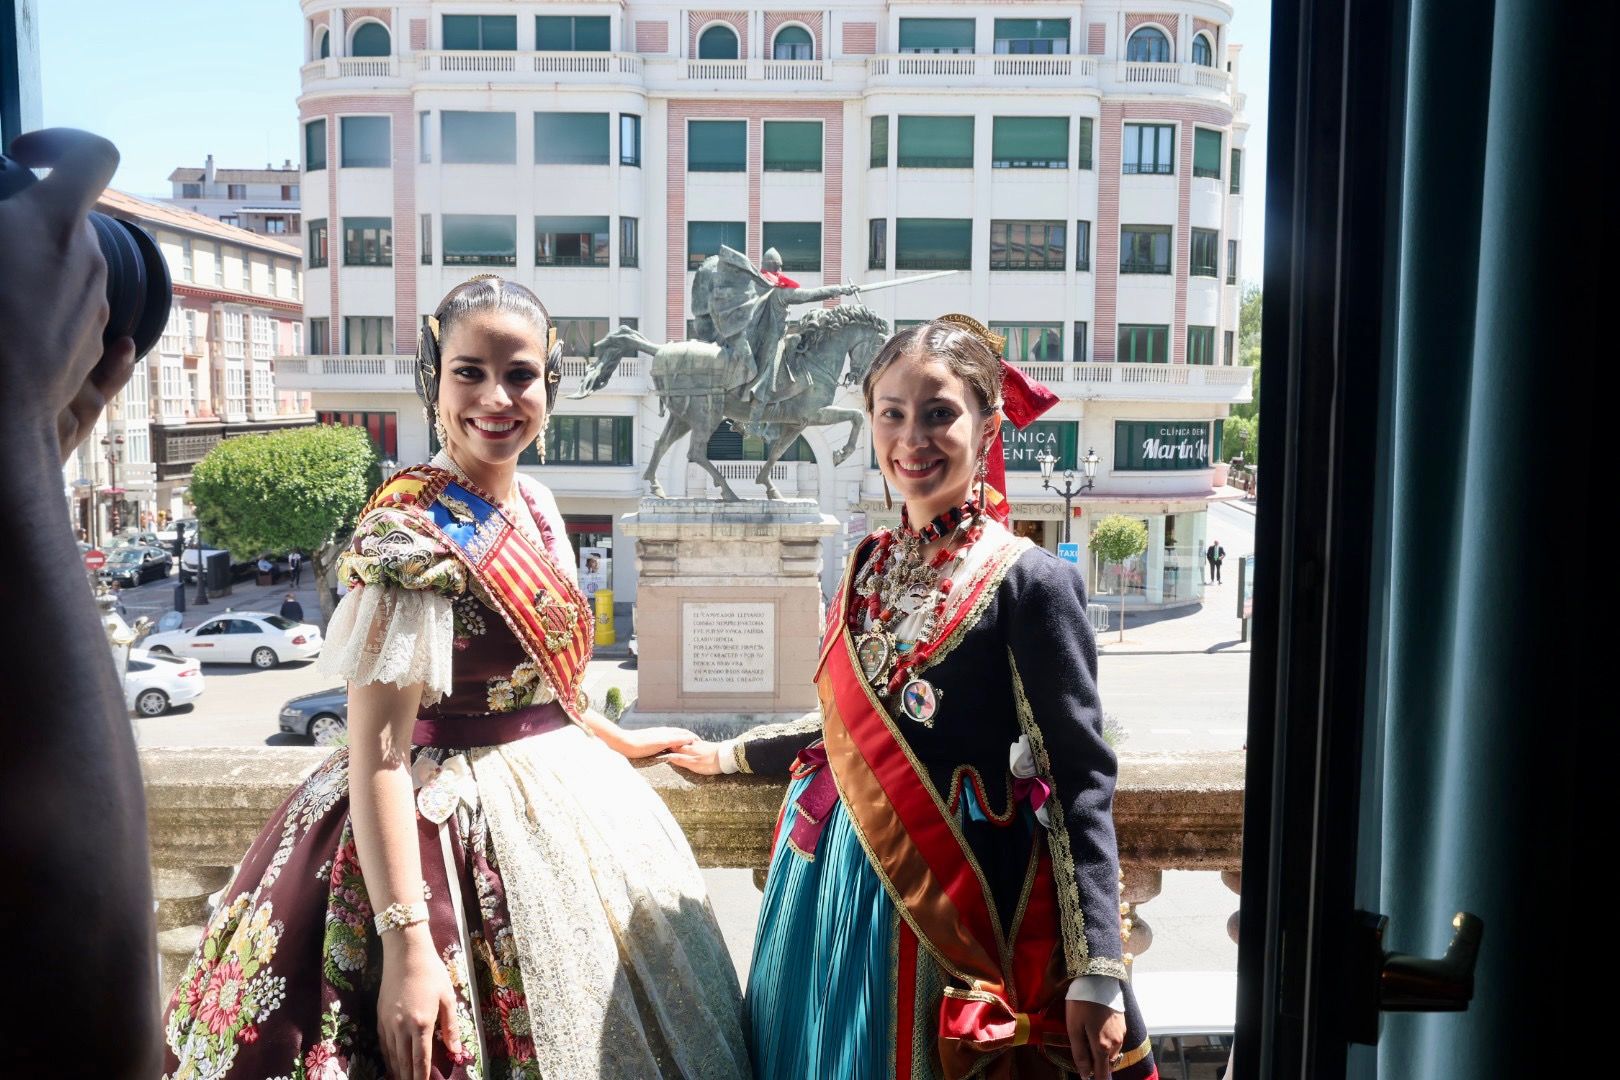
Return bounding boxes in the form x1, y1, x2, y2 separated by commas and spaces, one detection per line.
304, 119, 327, 171
989, 220, 1067, 271
1117, 323, 1170, 363
1227, 239, 1240, 285
869, 218, 888, 270
1126, 26, 1171, 62
534, 216, 610, 267
620, 216, 639, 268
870, 115, 889, 168
1123, 122, 1175, 175
1188, 324, 1217, 365
536, 414, 635, 467
1075, 220, 1092, 271
991, 116, 1069, 169
697, 24, 740, 59
763, 120, 824, 173
441, 214, 518, 267
536, 15, 610, 51
342, 216, 393, 266
307, 219, 328, 269
343, 316, 394, 355
1121, 225, 1173, 274
442, 14, 517, 50
895, 217, 974, 271
420, 213, 432, 265
761, 221, 823, 272
687, 221, 747, 270
1191, 228, 1221, 277
897, 115, 975, 169
339, 115, 391, 168
687, 119, 748, 172
1194, 127, 1224, 180
1073, 320, 1089, 362
620, 114, 642, 166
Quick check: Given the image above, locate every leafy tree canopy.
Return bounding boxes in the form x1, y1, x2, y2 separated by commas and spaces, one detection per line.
1089, 515, 1149, 566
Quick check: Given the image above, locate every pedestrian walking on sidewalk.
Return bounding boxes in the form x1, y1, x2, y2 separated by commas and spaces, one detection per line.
1207, 539, 1226, 584
287, 548, 303, 586
278, 592, 304, 623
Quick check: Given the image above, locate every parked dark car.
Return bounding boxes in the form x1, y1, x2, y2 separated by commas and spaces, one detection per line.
279, 685, 348, 745
100, 545, 173, 586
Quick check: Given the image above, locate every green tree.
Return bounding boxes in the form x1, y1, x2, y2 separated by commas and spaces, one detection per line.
1231, 285, 1262, 422
1223, 415, 1258, 465
190, 425, 378, 623
1089, 514, 1148, 643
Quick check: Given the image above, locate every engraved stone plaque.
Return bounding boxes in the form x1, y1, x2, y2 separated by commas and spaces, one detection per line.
682, 602, 776, 693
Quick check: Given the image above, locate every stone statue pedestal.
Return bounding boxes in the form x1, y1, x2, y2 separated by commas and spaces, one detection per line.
620, 497, 838, 737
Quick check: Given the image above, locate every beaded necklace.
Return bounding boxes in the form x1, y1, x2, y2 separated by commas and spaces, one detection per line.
851, 500, 984, 717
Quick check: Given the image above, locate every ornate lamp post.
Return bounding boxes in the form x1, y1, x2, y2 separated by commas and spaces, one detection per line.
99, 432, 125, 538
1036, 447, 1099, 544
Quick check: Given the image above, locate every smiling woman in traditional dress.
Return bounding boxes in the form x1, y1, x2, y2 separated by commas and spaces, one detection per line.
161, 275, 750, 1080
671, 315, 1156, 1080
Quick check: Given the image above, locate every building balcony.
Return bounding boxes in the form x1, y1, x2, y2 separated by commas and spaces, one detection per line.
143, 745, 1243, 990
414, 50, 643, 85
557, 354, 652, 396
273, 354, 416, 393
299, 56, 403, 89
866, 53, 1100, 88
1016, 361, 1254, 404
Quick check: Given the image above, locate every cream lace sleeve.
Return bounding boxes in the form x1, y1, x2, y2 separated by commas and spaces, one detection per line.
316, 583, 454, 705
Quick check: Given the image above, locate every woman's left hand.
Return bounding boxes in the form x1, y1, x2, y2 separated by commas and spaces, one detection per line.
613, 725, 698, 759
1066, 998, 1126, 1079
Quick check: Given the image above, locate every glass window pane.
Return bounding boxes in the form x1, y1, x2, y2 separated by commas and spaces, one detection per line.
534, 112, 611, 165
351, 23, 390, 57
340, 116, 390, 167
619, 114, 641, 166
1076, 117, 1094, 169
896, 218, 972, 269
870, 115, 889, 167
1126, 27, 1170, 61
697, 25, 739, 59
442, 215, 517, 266
762, 222, 822, 271
441, 111, 516, 164
575, 17, 610, 51
688, 120, 747, 171
1194, 128, 1223, 178
992, 117, 1068, 167
764, 121, 823, 172
442, 15, 479, 50
480, 16, 516, 50
898, 18, 975, 51
688, 221, 748, 268
897, 116, 974, 168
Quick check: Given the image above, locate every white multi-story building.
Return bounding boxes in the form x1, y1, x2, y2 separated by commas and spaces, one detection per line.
285, 1, 1252, 608
69, 191, 314, 542
165, 155, 303, 238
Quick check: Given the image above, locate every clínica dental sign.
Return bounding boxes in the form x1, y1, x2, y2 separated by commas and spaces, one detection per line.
1114, 420, 1216, 471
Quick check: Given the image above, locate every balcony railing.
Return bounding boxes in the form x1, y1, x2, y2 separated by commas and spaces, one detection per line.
867, 54, 1099, 84
143, 746, 1244, 991
273, 354, 416, 392
1003, 361, 1255, 401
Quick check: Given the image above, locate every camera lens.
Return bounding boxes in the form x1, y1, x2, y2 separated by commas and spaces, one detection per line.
89, 211, 171, 360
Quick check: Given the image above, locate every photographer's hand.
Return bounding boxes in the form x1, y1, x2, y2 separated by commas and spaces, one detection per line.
0, 128, 136, 463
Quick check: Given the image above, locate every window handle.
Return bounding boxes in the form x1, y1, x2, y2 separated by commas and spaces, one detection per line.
1348, 910, 1482, 1044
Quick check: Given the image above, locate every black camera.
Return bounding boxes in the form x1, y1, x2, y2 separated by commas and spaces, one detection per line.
0, 151, 172, 360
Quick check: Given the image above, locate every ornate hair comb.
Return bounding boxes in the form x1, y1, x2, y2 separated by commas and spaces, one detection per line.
935, 313, 1007, 357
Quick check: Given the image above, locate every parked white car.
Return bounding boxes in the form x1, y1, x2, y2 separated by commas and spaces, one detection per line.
124, 648, 206, 716
143, 611, 323, 669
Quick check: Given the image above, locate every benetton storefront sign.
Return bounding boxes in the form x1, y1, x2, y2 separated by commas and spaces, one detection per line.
1115, 420, 1213, 471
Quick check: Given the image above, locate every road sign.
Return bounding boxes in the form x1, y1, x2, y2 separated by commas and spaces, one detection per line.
84, 548, 107, 571
1058, 542, 1081, 565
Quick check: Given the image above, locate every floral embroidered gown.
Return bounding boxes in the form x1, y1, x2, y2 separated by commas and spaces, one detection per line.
162, 458, 750, 1080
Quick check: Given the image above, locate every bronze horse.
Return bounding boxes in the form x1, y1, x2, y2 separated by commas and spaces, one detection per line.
573, 305, 889, 501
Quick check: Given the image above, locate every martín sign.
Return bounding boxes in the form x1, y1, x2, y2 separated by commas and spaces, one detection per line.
1114, 421, 1213, 471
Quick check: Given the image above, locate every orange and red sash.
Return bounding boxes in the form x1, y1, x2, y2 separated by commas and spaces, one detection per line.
362, 466, 594, 722
812, 536, 1076, 1079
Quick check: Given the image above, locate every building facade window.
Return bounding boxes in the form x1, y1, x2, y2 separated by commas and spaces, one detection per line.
869, 218, 887, 270
1192, 32, 1215, 66
181, 182, 201, 198
315, 27, 330, 59
159, 361, 186, 417
442, 14, 515, 50
688, 120, 746, 171
896, 218, 973, 270
342, 217, 392, 266
124, 358, 149, 412
442, 215, 517, 266
1191, 228, 1220, 276
1188, 325, 1216, 365
697, 24, 739, 59
1126, 27, 1171, 62
1194, 128, 1223, 179
898, 116, 974, 168
537, 415, 633, 466
535, 112, 609, 165
160, 307, 183, 356
319, 410, 398, 459
1077, 116, 1094, 169
687, 221, 746, 268
535, 216, 609, 266
773, 26, 813, 60
1124, 123, 1175, 174
421, 213, 432, 264
1075, 220, 1092, 271
251, 314, 274, 362
764, 121, 822, 172
536, 15, 609, 51
707, 426, 813, 461
1224, 330, 1235, 365
225, 365, 246, 417
762, 222, 822, 271
309, 317, 330, 354
1227, 240, 1239, 284
304, 119, 326, 171
443, 111, 516, 164
226, 183, 246, 199
1230, 148, 1243, 193
418, 111, 431, 162
898, 18, 974, 53
990, 220, 1066, 270
180, 239, 193, 281
619, 217, 638, 268
993, 18, 1069, 54
991, 116, 1068, 168
344, 316, 393, 355
870, 115, 889, 167
1118, 324, 1170, 363
552, 317, 609, 357
221, 311, 245, 360
1073, 321, 1089, 361
1121, 225, 1173, 274
264, 218, 287, 235
340, 116, 390, 167
992, 322, 1063, 362
351, 22, 390, 57
184, 310, 198, 352
619, 114, 641, 166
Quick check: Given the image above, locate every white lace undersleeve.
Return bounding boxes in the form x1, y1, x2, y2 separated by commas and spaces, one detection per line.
316, 583, 454, 706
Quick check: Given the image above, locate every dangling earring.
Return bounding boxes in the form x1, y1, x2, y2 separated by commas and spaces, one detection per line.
433, 411, 449, 451
883, 475, 894, 510
537, 431, 547, 465
975, 452, 989, 505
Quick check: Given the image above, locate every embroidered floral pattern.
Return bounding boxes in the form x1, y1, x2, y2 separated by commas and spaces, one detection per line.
164, 896, 289, 1078
485, 660, 556, 714
470, 843, 538, 1078
339, 507, 468, 598
452, 594, 489, 651
321, 827, 375, 991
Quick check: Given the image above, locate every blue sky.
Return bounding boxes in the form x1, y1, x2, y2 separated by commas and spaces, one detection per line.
39, 0, 1268, 281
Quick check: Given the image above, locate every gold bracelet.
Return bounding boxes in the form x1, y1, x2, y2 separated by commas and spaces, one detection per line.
373, 900, 429, 936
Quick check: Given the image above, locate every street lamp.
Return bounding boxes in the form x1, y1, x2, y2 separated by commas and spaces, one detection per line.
100, 433, 125, 538
1036, 447, 1098, 544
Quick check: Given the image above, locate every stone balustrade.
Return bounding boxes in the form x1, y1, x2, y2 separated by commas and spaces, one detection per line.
142, 746, 1244, 991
